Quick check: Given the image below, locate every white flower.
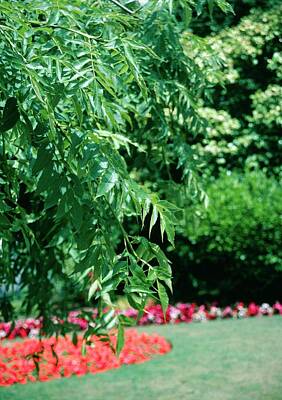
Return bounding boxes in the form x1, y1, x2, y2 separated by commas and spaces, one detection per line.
238, 308, 247, 318
169, 307, 180, 320
259, 303, 273, 314
28, 329, 39, 338
0, 330, 7, 338
193, 311, 207, 322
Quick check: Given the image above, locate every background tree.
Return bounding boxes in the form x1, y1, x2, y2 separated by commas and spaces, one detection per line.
167, 0, 282, 303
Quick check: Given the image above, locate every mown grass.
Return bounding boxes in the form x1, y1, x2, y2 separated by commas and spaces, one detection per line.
1, 317, 282, 400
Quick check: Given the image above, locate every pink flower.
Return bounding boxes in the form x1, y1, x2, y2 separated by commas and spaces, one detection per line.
273, 302, 282, 315
222, 306, 233, 318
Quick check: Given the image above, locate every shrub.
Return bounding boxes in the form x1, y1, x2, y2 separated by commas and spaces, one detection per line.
171, 171, 282, 303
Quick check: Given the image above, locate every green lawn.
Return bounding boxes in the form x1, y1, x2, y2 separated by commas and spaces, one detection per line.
1, 317, 282, 400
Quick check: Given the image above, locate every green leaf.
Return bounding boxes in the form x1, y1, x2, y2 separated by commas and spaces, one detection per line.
69, 195, 83, 230
127, 293, 143, 311
129, 261, 147, 284
124, 285, 153, 295
149, 205, 158, 237
216, 0, 234, 14
208, 0, 215, 19
159, 213, 175, 245
0, 98, 20, 132
0, 214, 10, 228
157, 281, 169, 320
33, 146, 53, 174
75, 246, 100, 273
116, 322, 124, 356
96, 170, 119, 198
183, 5, 192, 28
88, 280, 99, 301
118, 315, 136, 327
72, 331, 78, 346
36, 165, 57, 194
76, 227, 96, 251
81, 340, 87, 356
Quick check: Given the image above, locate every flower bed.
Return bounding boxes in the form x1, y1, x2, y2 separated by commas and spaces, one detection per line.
0, 302, 281, 340
0, 329, 171, 386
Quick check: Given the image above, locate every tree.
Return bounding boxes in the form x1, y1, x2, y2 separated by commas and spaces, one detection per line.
0, 0, 230, 344
187, 1, 282, 177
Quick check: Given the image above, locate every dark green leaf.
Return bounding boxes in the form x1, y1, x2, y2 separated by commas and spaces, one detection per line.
0, 97, 20, 132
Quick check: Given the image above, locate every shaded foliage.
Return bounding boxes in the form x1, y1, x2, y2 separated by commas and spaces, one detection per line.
171, 172, 282, 304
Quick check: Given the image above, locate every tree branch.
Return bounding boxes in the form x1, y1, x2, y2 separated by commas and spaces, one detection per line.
108, 0, 135, 15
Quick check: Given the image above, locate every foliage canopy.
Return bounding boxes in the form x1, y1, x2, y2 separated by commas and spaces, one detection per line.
0, 0, 231, 344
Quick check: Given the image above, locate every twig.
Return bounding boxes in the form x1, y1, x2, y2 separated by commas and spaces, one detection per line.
108, 0, 135, 15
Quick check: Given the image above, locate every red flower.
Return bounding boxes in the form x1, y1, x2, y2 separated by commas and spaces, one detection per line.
248, 302, 259, 317
0, 330, 171, 386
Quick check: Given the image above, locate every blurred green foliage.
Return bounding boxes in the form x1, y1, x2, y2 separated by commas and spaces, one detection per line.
169, 1, 282, 302
171, 172, 282, 303
201, 2, 282, 175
